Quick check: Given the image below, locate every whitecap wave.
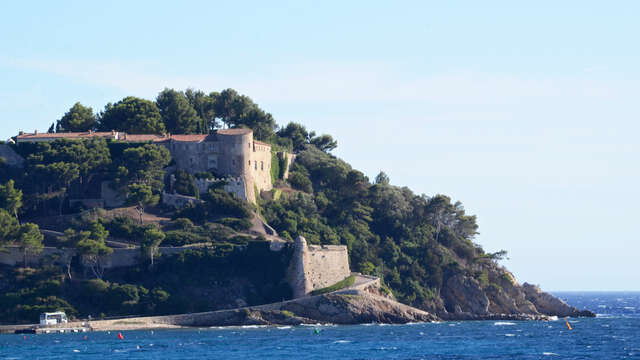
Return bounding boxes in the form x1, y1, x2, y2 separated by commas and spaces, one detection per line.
505, 334, 516, 337
334, 340, 352, 344
543, 352, 558, 356
277, 326, 291, 330
494, 322, 516, 326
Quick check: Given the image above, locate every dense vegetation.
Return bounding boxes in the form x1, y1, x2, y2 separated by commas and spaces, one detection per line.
0, 87, 505, 323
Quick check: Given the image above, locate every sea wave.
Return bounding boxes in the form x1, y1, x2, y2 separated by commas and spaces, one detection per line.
333, 340, 352, 344
493, 322, 516, 326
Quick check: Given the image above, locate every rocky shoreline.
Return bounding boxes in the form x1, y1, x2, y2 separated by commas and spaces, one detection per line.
31, 280, 594, 333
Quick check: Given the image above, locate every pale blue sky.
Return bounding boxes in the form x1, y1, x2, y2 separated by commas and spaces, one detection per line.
1, 1, 638, 290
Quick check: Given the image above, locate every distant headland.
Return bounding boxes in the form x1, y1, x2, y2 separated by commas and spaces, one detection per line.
0, 88, 593, 332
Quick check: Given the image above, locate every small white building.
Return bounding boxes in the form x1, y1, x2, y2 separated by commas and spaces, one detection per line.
39, 312, 68, 325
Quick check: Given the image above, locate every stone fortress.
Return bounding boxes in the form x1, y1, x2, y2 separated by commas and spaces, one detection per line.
8, 129, 353, 299
15, 128, 281, 204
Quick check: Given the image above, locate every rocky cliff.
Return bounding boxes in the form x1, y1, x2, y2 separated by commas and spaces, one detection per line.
420, 261, 595, 320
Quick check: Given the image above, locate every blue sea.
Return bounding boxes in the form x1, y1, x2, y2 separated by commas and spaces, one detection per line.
1, 292, 639, 359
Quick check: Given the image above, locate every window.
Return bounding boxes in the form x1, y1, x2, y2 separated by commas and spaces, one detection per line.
209, 143, 214, 151
254, 161, 257, 170
260, 161, 264, 170
248, 160, 251, 166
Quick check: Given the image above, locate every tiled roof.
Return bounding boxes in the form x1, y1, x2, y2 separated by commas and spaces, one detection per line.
17, 131, 118, 139
170, 134, 210, 142
216, 128, 252, 135
254, 140, 272, 147
124, 134, 167, 142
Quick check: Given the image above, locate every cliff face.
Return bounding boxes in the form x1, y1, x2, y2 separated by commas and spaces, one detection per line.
420, 261, 595, 320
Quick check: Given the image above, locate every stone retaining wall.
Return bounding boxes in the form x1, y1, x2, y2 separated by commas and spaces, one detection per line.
286, 236, 351, 298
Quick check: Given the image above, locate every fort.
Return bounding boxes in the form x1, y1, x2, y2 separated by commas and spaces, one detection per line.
0, 236, 351, 299
14, 129, 290, 204
4, 129, 353, 307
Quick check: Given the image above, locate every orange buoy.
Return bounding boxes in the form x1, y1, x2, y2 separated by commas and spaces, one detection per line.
565, 318, 572, 330
117, 332, 124, 340
23, 335, 26, 340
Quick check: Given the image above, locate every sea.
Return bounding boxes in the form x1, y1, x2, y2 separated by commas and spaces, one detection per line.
1, 292, 638, 359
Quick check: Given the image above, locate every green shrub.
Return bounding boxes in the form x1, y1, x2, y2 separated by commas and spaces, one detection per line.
163, 230, 209, 246
310, 275, 356, 296
270, 151, 280, 183
217, 217, 252, 231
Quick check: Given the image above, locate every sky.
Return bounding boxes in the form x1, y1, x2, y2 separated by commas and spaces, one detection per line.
1, 1, 638, 291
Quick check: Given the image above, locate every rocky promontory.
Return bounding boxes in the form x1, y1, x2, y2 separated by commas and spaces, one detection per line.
418, 262, 595, 320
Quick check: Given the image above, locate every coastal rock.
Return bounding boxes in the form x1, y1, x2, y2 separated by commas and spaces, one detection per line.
442, 275, 489, 315
74, 288, 438, 331
279, 290, 438, 324
522, 283, 595, 317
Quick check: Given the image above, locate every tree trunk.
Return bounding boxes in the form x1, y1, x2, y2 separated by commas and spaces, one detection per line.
66, 260, 73, 281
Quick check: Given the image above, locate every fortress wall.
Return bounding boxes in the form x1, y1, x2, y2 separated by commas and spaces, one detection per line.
165, 141, 208, 173
249, 142, 273, 193
216, 131, 252, 178
0, 144, 25, 167
0, 246, 207, 269
307, 245, 351, 291
286, 236, 351, 298
194, 177, 247, 201
277, 152, 295, 180
162, 191, 201, 208
0, 247, 72, 267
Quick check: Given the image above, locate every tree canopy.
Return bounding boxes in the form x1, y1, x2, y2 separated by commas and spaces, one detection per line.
56, 102, 97, 132
156, 88, 200, 134
98, 97, 166, 134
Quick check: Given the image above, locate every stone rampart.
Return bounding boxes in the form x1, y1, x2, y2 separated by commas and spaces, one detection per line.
0, 246, 205, 269
194, 177, 247, 201
286, 236, 350, 298
0, 144, 25, 167
277, 152, 295, 180
161, 192, 202, 208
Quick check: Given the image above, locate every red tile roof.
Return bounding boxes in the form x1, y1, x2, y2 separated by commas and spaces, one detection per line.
17, 131, 118, 140
123, 134, 167, 142
170, 134, 209, 142
254, 140, 272, 147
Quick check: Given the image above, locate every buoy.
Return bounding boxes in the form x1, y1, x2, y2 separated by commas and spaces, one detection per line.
314, 328, 320, 334
565, 318, 572, 330
117, 332, 124, 340
23, 335, 26, 340
83, 335, 87, 340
